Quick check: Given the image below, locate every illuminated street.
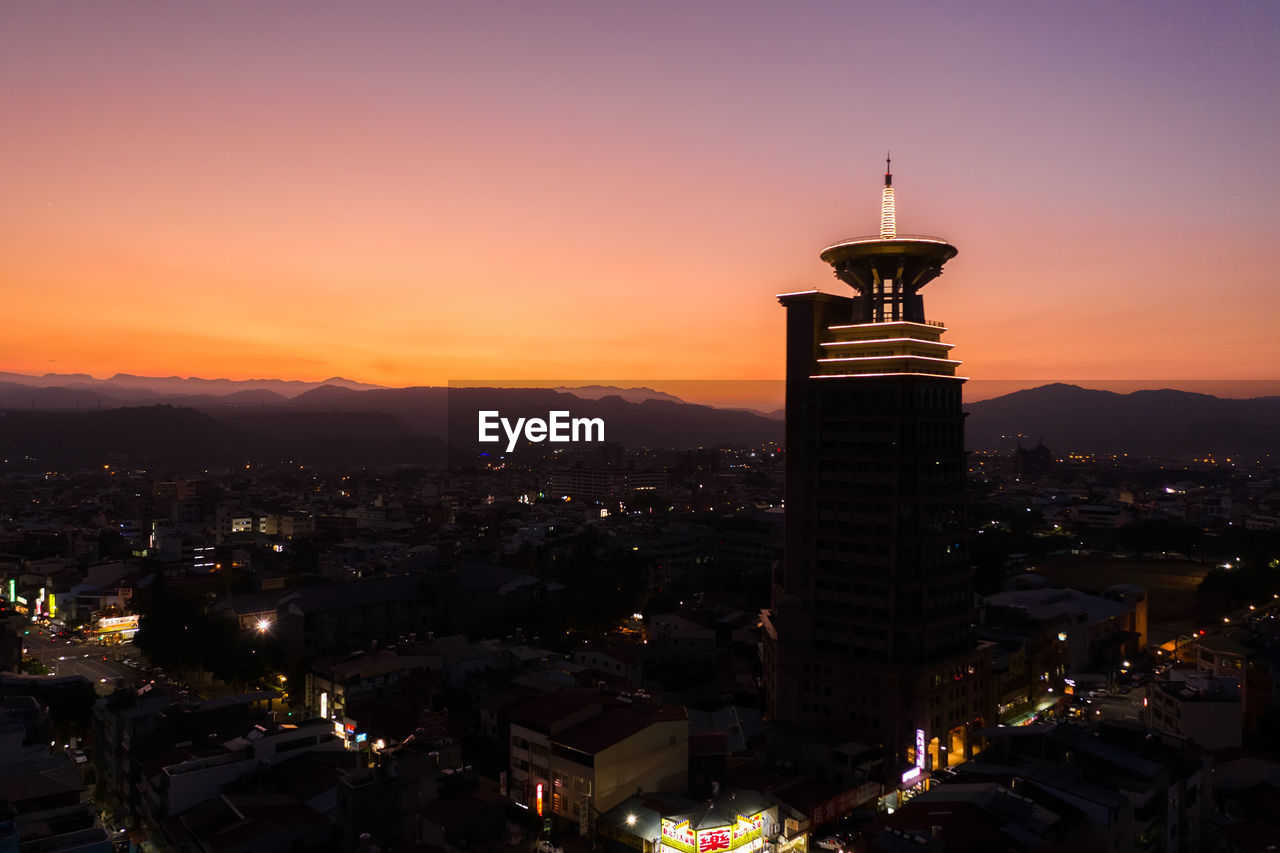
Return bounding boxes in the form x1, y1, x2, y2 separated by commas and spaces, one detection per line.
21, 627, 144, 695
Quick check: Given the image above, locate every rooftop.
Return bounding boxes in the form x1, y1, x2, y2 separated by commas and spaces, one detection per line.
982, 586, 1131, 625
668, 789, 773, 830
510, 690, 609, 732
279, 574, 425, 613
553, 705, 684, 756
1154, 673, 1241, 702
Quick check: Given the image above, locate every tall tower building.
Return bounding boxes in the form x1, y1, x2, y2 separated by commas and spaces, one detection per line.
762, 160, 992, 772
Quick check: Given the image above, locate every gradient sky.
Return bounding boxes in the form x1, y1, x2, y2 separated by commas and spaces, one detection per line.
3, 1, 1278, 397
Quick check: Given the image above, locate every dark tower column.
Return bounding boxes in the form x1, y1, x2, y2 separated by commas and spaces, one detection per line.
764, 163, 994, 772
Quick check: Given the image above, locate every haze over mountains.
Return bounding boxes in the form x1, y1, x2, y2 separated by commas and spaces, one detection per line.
0, 377, 781, 468
0, 371, 382, 403
0, 373, 1276, 467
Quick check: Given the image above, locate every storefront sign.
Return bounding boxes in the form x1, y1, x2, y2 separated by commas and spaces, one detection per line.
698, 829, 731, 853
99, 615, 140, 632
662, 820, 695, 853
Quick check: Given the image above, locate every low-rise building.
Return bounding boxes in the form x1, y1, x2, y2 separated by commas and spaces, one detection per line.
139, 717, 344, 824
1148, 672, 1242, 750
981, 584, 1146, 674
508, 692, 688, 829
304, 647, 440, 727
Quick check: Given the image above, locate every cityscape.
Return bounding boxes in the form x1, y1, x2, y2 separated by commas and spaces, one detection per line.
3, 3, 1280, 853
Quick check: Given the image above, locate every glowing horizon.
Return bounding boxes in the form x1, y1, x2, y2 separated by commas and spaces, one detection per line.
2, 2, 1278, 393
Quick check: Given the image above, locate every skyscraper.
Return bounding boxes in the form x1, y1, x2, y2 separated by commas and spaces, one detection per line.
762, 160, 992, 772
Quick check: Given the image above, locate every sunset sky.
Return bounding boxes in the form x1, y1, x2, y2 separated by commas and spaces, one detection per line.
3, 1, 1278, 401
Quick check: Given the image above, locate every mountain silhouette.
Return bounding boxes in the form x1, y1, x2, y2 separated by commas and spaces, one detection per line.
3, 379, 1277, 465
965, 383, 1280, 456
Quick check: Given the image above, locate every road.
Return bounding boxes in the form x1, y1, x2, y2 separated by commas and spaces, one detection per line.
22, 628, 146, 695
1073, 689, 1147, 725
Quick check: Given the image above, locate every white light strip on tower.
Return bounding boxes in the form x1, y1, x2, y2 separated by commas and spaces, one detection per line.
816, 355, 961, 364
820, 338, 955, 349
821, 236, 951, 251
810, 371, 970, 380
880, 184, 896, 239
828, 321, 947, 331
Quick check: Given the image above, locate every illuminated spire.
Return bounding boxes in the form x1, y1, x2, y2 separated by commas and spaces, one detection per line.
880, 152, 896, 239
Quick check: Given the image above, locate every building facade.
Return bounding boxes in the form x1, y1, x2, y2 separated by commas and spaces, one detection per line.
508, 693, 688, 831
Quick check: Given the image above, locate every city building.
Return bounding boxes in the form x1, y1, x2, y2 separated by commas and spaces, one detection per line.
868, 781, 1068, 851
1182, 631, 1275, 734
761, 162, 993, 770
91, 687, 277, 831
507, 692, 688, 831
597, 789, 781, 853
979, 584, 1147, 676
0, 697, 108, 851
957, 722, 1210, 853
549, 466, 667, 502
303, 646, 441, 729
1147, 671, 1242, 749
273, 574, 437, 664
137, 717, 344, 824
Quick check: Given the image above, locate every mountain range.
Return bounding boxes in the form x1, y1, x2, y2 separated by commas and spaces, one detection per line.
964, 382, 1280, 458
0, 373, 1276, 466
0, 371, 381, 402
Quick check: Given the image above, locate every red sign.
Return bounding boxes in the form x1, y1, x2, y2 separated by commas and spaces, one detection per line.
536, 782, 544, 817
698, 829, 731, 853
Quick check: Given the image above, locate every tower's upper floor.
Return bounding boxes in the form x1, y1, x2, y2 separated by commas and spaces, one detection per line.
818, 160, 957, 325
780, 162, 963, 380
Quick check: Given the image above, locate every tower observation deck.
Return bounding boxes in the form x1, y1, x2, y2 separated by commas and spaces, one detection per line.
819, 157, 958, 326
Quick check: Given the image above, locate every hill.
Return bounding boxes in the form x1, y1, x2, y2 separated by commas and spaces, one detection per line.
965, 383, 1280, 456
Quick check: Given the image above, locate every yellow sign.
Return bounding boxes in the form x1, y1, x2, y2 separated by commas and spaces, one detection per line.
99, 615, 140, 633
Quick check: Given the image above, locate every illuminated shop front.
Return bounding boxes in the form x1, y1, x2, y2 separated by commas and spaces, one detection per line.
97, 614, 140, 642
600, 792, 776, 853
660, 802, 768, 853
905, 719, 983, 772
899, 765, 928, 800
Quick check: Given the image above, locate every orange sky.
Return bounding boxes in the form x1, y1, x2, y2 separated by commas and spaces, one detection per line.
3, 2, 1278, 396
